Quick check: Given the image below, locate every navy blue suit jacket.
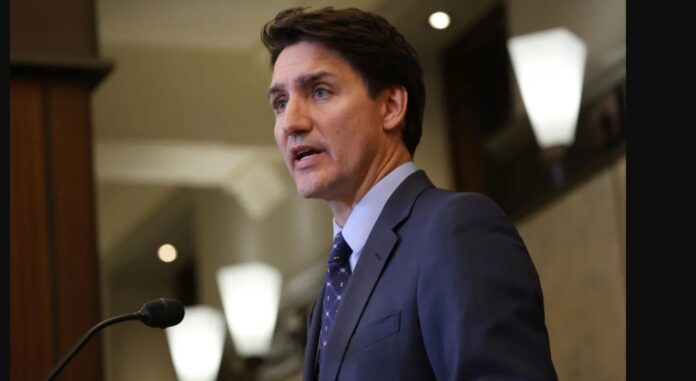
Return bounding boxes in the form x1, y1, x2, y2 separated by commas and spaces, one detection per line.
303, 171, 557, 381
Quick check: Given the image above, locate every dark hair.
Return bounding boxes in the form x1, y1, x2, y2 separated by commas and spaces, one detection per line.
261, 7, 425, 156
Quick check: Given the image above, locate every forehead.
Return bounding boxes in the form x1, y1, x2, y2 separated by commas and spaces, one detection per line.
270, 41, 359, 86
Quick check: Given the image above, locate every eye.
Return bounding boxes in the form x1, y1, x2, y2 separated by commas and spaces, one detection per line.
314, 87, 331, 99
273, 98, 287, 113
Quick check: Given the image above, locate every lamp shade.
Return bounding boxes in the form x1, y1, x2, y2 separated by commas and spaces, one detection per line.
165, 305, 226, 381
508, 28, 587, 148
216, 262, 282, 357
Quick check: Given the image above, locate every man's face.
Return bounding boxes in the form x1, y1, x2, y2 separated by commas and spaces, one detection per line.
270, 41, 389, 202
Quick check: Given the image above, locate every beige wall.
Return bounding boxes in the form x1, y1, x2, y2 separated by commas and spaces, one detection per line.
102, 274, 179, 381
193, 169, 334, 310
518, 155, 626, 381
96, 183, 179, 257
414, 57, 456, 191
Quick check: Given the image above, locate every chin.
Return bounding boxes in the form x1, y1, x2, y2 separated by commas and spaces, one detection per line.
293, 175, 336, 200
292, 177, 321, 199
295, 185, 325, 200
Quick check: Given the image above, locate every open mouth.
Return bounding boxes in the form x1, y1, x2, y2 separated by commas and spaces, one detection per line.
296, 148, 321, 161
292, 145, 324, 163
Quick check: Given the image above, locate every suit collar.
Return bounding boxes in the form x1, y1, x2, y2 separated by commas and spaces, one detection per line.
333, 161, 419, 267
369, 170, 433, 230
316, 170, 433, 381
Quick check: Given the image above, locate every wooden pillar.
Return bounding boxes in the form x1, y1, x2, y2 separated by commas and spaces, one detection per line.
441, 4, 512, 194
10, 0, 112, 379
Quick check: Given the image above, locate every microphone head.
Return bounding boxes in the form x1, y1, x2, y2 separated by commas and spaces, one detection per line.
137, 298, 185, 329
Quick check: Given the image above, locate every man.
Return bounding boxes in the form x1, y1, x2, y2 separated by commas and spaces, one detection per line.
262, 7, 557, 381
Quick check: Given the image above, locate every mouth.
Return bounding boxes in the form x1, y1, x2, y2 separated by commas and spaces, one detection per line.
291, 145, 324, 165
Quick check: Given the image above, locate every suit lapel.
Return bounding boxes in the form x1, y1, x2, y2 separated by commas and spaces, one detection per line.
318, 171, 433, 381
304, 290, 324, 381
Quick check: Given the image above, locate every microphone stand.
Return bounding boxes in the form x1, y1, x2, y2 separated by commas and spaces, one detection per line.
44, 312, 141, 381
43, 298, 183, 381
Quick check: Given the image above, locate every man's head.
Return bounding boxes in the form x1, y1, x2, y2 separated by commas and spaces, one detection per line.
262, 7, 425, 157
262, 7, 425, 211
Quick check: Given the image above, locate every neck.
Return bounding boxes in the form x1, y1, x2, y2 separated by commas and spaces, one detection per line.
328, 145, 410, 226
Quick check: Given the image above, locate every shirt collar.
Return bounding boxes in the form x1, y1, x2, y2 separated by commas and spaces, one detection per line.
333, 161, 418, 253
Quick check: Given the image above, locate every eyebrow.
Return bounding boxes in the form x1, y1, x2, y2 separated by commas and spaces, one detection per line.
268, 71, 333, 100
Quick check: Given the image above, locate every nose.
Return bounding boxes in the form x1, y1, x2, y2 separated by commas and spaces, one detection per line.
280, 97, 312, 136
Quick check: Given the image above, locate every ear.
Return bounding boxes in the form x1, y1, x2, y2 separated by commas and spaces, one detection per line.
382, 85, 408, 132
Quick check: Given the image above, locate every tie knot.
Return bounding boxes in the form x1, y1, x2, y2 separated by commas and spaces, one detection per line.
328, 231, 352, 266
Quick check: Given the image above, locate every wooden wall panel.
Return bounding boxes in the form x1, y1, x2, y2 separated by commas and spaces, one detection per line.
442, 4, 511, 193
10, 0, 97, 59
10, 78, 57, 381
11, 0, 111, 379
49, 80, 103, 380
10, 76, 106, 380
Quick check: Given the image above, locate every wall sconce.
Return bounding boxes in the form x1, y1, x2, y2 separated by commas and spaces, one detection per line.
165, 305, 226, 381
508, 27, 587, 187
216, 262, 282, 361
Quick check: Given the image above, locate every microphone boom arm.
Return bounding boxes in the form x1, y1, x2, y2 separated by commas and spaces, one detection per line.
44, 312, 140, 381
43, 298, 184, 380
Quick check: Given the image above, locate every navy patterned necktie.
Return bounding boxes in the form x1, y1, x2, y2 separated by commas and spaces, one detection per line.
318, 231, 353, 354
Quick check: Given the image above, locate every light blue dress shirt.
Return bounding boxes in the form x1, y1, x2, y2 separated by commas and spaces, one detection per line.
332, 161, 419, 271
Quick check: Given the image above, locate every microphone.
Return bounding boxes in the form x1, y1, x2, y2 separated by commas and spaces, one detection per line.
45, 298, 185, 381
137, 298, 186, 328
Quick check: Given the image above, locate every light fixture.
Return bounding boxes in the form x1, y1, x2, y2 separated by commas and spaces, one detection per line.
216, 262, 282, 358
165, 305, 226, 381
507, 28, 587, 187
507, 27, 587, 149
428, 12, 450, 30
158, 243, 177, 263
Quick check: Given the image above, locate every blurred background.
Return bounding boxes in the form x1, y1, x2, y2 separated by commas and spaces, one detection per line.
10, 0, 625, 380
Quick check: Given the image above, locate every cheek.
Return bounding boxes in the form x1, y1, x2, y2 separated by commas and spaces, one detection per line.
273, 124, 284, 147
341, 112, 379, 146
274, 125, 292, 165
